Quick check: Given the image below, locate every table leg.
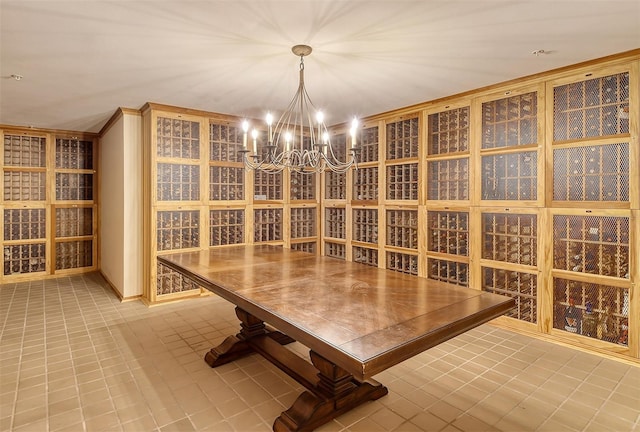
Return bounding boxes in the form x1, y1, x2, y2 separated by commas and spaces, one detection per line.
273, 351, 388, 432
204, 307, 293, 367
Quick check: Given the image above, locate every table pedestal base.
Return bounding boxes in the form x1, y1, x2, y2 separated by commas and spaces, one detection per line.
204, 307, 388, 432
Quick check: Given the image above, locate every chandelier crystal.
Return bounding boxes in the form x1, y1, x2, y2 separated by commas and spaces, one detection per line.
239, 45, 359, 173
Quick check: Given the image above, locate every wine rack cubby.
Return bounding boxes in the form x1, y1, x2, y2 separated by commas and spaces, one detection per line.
387, 117, 419, 159
428, 106, 470, 155
482, 213, 537, 266
386, 251, 418, 275
4, 243, 46, 275
482, 267, 537, 323
481, 151, 537, 200
427, 258, 468, 286
254, 171, 282, 200
210, 166, 244, 200
553, 142, 629, 202
553, 214, 629, 279
55, 240, 93, 270
428, 211, 468, 256
386, 209, 418, 250
325, 171, 346, 200
210, 209, 244, 246
553, 72, 630, 142
353, 167, 379, 201
359, 126, 379, 163
553, 278, 629, 346
427, 158, 469, 201
157, 163, 200, 201
291, 171, 316, 201
156, 117, 200, 159
55, 207, 93, 237
4, 134, 46, 167
353, 246, 378, 267
4, 208, 46, 240
386, 163, 418, 200
482, 92, 537, 149
254, 208, 283, 242
353, 208, 378, 244
325, 242, 346, 260
156, 210, 200, 251
55, 173, 93, 201
290, 207, 316, 239
325, 208, 346, 239
4, 171, 46, 201
157, 262, 199, 296
210, 123, 243, 162
55, 138, 93, 169
291, 242, 317, 254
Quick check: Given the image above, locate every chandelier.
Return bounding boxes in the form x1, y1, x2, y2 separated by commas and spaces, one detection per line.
239, 45, 359, 173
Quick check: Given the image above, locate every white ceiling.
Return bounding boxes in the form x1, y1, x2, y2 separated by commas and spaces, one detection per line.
1, 0, 639, 134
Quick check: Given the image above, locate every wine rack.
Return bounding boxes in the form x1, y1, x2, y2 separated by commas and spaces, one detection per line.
482, 92, 537, 149
386, 251, 418, 275
325, 208, 346, 239
553, 214, 629, 279
210, 166, 244, 200
428, 106, 470, 155
55, 207, 92, 237
482, 213, 537, 266
210, 209, 244, 246
56, 138, 93, 169
553, 72, 630, 142
290, 207, 316, 239
359, 126, 379, 163
55, 240, 92, 270
553, 142, 629, 202
254, 208, 283, 242
156, 117, 200, 159
386, 209, 418, 250
353, 246, 378, 267
427, 211, 468, 256
482, 267, 537, 323
481, 151, 537, 200
254, 171, 282, 200
4, 209, 46, 240
157, 262, 199, 296
427, 258, 468, 286
291, 242, 316, 254
353, 167, 379, 201
353, 209, 378, 244
553, 278, 629, 346
4, 244, 46, 275
386, 163, 418, 200
427, 158, 469, 201
156, 210, 200, 251
325, 171, 346, 200
4, 172, 46, 201
157, 163, 200, 201
210, 123, 243, 162
325, 242, 346, 260
291, 171, 316, 201
55, 173, 93, 201
4, 134, 46, 167
387, 117, 419, 159
329, 133, 348, 162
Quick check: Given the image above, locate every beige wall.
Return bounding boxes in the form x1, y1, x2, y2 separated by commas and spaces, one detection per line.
99, 110, 143, 299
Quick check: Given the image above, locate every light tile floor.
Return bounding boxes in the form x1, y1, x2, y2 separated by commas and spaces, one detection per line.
1, 273, 639, 432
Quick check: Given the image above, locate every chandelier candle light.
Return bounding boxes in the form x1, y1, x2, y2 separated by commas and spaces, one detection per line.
239, 45, 359, 173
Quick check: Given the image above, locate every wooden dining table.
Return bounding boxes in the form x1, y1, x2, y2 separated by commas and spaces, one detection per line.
157, 245, 515, 431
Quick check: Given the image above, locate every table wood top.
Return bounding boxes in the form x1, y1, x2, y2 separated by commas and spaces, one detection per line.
158, 245, 515, 381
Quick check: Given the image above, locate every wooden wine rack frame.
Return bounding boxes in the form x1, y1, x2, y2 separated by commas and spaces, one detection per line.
132, 52, 639, 363
1, 130, 98, 280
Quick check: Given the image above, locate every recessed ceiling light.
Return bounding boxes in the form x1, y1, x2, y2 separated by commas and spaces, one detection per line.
10, 74, 23, 80
531, 50, 545, 56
